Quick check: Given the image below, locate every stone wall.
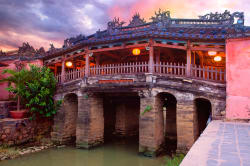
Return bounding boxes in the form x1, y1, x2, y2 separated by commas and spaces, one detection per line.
115, 98, 140, 137
0, 118, 52, 146
226, 38, 250, 119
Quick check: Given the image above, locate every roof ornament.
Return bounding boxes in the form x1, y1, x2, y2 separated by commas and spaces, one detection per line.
128, 13, 146, 27
107, 17, 125, 33
0, 50, 6, 56
199, 10, 244, 25
150, 9, 171, 28
63, 34, 86, 48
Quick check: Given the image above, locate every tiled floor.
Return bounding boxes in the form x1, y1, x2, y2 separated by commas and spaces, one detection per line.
180, 121, 250, 166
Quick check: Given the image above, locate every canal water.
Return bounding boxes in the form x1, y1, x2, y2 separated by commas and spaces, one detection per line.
0, 140, 167, 166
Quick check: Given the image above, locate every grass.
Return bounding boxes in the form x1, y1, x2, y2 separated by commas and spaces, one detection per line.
165, 154, 185, 166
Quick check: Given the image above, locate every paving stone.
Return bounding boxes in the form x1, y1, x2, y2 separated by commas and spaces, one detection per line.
180, 121, 250, 166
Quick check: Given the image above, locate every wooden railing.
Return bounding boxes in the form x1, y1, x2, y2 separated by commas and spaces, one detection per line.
55, 74, 61, 84
55, 68, 85, 84
191, 65, 226, 82
55, 62, 226, 84
89, 62, 148, 76
154, 62, 186, 77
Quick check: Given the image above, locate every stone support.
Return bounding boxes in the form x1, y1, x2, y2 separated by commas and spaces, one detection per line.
176, 93, 196, 153
76, 93, 104, 148
139, 91, 164, 157
51, 93, 78, 144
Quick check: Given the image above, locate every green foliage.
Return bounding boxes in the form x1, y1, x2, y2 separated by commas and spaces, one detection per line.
0, 68, 31, 110
0, 65, 61, 118
21, 65, 60, 118
165, 154, 185, 166
141, 105, 152, 115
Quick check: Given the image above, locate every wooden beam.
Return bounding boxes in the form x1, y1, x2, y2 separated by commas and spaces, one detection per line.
90, 43, 148, 53
154, 43, 186, 50
190, 47, 225, 52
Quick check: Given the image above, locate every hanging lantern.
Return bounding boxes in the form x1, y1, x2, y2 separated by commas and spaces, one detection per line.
132, 48, 141, 56
214, 56, 222, 62
208, 51, 217, 56
66, 61, 73, 67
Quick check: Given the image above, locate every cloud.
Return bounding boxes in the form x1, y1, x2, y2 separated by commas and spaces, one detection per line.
0, 0, 249, 51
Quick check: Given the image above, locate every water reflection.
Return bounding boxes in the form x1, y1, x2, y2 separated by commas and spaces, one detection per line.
0, 140, 166, 166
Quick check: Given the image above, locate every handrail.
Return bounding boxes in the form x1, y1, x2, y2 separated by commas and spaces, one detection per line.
55, 62, 226, 84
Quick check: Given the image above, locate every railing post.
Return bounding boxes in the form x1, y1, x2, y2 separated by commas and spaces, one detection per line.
186, 41, 192, 77
149, 46, 154, 73
85, 53, 89, 77
61, 59, 65, 83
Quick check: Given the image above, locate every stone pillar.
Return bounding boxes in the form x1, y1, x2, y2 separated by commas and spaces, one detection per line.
76, 93, 104, 148
186, 41, 191, 77
176, 93, 196, 153
51, 93, 78, 144
139, 91, 164, 157
51, 94, 67, 144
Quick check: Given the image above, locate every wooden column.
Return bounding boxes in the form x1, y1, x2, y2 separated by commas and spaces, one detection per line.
54, 64, 58, 75
149, 46, 154, 73
96, 55, 100, 66
156, 50, 160, 65
85, 53, 89, 77
200, 54, 204, 67
61, 59, 65, 83
186, 41, 192, 77
155, 50, 160, 73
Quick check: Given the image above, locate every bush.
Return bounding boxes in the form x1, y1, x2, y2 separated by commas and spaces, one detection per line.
165, 154, 185, 166
21, 65, 61, 119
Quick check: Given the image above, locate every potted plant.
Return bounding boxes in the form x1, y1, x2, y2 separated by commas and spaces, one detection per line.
0, 62, 30, 119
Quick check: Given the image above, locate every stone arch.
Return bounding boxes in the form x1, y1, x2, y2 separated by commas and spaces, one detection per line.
194, 98, 212, 139
156, 92, 178, 151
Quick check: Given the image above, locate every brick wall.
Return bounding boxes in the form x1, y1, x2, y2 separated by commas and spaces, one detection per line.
0, 118, 52, 146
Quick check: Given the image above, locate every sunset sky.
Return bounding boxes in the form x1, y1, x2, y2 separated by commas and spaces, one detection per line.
0, 0, 249, 52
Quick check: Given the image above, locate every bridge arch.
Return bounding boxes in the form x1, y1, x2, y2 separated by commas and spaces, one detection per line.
156, 92, 177, 152
194, 98, 212, 139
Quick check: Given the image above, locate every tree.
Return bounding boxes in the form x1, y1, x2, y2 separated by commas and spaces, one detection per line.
0, 68, 30, 111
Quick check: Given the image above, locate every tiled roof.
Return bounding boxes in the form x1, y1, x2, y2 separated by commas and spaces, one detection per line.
45, 10, 249, 58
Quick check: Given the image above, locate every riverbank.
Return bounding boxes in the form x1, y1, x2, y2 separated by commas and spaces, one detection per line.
0, 138, 55, 161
